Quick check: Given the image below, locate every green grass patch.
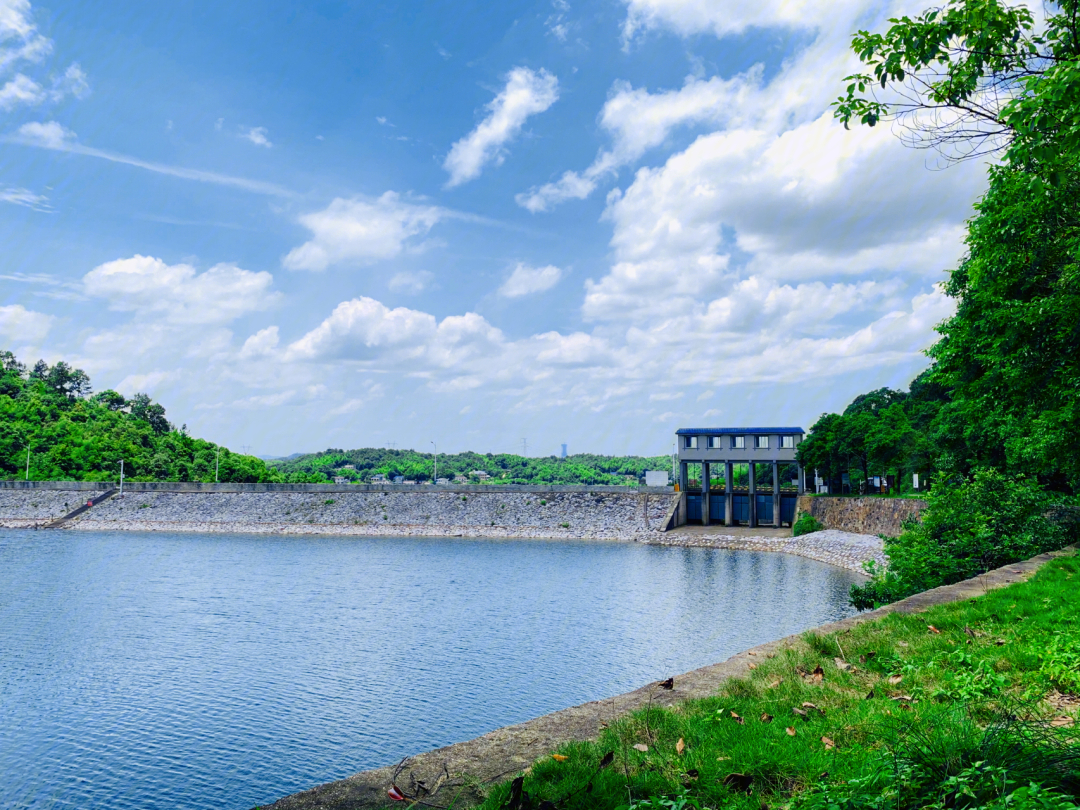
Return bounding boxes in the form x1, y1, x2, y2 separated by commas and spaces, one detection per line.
477, 553, 1080, 810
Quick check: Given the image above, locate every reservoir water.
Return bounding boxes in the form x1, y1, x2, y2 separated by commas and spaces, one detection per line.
0, 529, 864, 810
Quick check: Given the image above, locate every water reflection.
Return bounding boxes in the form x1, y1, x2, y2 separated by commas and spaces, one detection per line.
0, 529, 863, 810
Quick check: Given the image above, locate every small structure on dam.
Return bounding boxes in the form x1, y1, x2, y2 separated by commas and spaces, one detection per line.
675, 427, 805, 528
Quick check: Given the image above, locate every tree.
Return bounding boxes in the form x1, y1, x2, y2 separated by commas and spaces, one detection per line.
128, 393, 173, 435
835, 0, 1080, 492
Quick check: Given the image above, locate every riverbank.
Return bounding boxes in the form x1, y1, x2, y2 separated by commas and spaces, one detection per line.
266, 546, 1078, 810
648, 527, 885, 572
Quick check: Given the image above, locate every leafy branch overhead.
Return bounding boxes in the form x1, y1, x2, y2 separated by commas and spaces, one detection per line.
833, 0, 1080, 171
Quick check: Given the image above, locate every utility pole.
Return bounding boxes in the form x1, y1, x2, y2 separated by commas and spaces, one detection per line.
215, 448, 220, 483
118, 459, 125, 498
25, 447, 30, 481
431, 440, 437, 483
521, 438, 527, 457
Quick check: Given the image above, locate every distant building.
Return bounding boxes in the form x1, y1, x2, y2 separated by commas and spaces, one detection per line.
436, 477, 450, 485
370, 473, 388, 484
470, 470, 491, 480
332, 476, 349, 484
561, 443, 567, 458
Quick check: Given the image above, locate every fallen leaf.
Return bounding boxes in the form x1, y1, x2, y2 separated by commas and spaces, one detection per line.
786, 726, 797, 736
792, 707, 808, 718
819, 771, 830, 780
963, 626, 977, 638
551, 754, 568, 762
388, 785, 406, 801
821, 736, 835, 750
723, 773, 754, 794
897, 641, 909, 647
748, 663, 758, 670
658, 677, 674, 690
802, 702, 825, 716
1050, 716, 1074, 728
891, 695, 914, 702
834, 657, 852, 672
676, 738, 686, 755
633, 743, 649, 753
748, 651, 757, 656
888, 675, 903, 685
599, 751, 614, 769
760, 713, 774, 724
928, 625, 941, 635
995, 639, 1007, 646
717, 756, 732, 761
767, 677, 783, 688
810, 665, 824, 683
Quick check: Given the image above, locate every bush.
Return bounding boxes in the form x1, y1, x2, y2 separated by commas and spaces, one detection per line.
792, 512, 825, 536
851, 469, 1072, 610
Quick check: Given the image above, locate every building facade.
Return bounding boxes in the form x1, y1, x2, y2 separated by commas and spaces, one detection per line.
675, 427, 805, 528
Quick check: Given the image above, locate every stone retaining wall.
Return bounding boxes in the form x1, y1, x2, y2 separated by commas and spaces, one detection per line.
0, 487, 677, 541
796, 495, 927, 537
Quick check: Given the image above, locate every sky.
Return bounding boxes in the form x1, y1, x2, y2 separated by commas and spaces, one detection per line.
0, 0, 989, 458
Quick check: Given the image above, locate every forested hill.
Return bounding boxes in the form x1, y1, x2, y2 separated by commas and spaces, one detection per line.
266, 448, 671, 486
0, 350, 283, 483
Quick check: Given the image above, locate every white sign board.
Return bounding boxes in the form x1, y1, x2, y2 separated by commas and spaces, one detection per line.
913, 472, 919, 490
644, 470, 669, 487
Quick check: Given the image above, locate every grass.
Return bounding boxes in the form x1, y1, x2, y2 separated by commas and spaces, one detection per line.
475, 552, 1080, 810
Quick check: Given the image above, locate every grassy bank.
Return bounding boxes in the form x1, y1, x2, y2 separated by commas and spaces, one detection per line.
476, 552, 1080, 810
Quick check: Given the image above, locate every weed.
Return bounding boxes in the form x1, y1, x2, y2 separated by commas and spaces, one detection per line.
793, 513, 825, 537
560, 522, 570, 528
324, 498, 335, 505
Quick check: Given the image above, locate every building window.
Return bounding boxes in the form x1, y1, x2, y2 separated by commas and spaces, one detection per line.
731, 435, 745, 449
707, 436, 721, 449
781, 435, 795, 449
756, 435, 769, 449
685, 436, 698, 449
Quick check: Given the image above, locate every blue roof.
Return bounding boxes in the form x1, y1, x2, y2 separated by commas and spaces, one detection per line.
675, 427, 804, 435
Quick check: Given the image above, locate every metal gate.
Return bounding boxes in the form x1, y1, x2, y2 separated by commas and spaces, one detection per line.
755, 494, 774, 523
780, 495, 797, 525
709, 495, 725, 523
732, 494, 749, 523
686, 494, 702, 523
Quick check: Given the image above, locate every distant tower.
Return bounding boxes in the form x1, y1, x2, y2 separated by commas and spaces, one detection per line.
561, 443, 568, 458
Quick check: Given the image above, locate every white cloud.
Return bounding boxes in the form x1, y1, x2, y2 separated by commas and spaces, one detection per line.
12, 121, 292, 196
498, 262, 563, 297
0, 72, 41, 108
16, 119, 74, 148
0, 303, 53, 342
285, 297, 439, 361
282, 192, 444, 271
517, 69, 762, 211
619, 0, 865, 42
241, 126, 272, 148
0, 0, 52, 74
50, 63, 89, 100
388, 270, 434, 294
443, 66, 559, 187
239, 326, 280, 359
0, 184, 49, 210
83, 255, 281, 325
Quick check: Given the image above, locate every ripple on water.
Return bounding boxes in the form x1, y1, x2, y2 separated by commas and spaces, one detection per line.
0, 529, 863, 810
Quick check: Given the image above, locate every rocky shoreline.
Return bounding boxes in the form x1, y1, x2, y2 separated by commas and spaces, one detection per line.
646, 528, 884, 573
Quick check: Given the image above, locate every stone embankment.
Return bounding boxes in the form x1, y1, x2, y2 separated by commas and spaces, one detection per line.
796, 495, 927, 537
648, 529, 885, 573
16, 488, 676, 541
0, 489, 85, 526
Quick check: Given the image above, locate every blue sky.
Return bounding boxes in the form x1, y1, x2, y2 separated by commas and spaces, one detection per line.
1, 0, 987, 457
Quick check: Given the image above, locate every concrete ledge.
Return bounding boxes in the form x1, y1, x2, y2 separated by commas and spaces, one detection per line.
0, 480, 673, 495
266, 546, 1074, 810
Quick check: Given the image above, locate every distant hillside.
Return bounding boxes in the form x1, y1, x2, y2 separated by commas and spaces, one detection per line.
0, 350, 317, 483
266, 447, 671, 486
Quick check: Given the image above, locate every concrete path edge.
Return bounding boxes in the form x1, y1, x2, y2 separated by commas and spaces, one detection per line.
265, 546, 1076, 810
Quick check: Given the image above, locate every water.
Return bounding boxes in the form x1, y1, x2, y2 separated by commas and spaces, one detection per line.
0, 529, 864, 810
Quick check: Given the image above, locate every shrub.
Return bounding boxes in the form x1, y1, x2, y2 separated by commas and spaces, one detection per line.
851, 469, 1072, 609
793, 512, 825, 536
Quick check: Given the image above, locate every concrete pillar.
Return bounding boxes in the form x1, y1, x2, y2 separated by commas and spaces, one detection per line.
725, 461, 733, 527
773, 461, 781, 528
798, 465, 806, 495
701, 463, 710, 524
748, 461, 757, 527
679, 462, 688, 492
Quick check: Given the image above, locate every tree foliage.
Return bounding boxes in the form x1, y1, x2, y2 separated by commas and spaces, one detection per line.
267, 447, 672, 486
0, 350, 283, 483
